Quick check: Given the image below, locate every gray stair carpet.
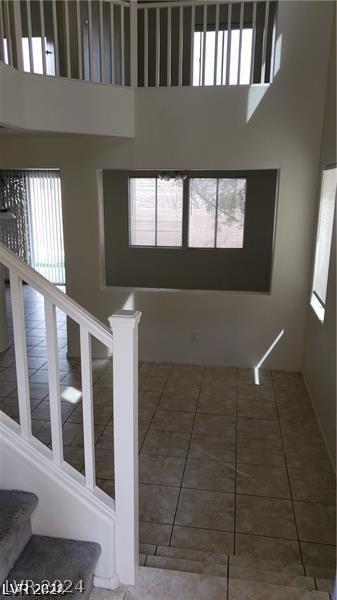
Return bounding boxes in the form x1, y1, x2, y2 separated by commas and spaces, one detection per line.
1, 535, 101, 600
0, 490, 38, 586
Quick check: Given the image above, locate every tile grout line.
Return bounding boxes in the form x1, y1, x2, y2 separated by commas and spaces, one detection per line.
138, 364, 175, 456
233, 369, 239, 559
271, 371, 306, 575
168, 366, 205, 549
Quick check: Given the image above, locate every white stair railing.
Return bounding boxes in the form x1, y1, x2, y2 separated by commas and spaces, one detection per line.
0, 0, 276, 89
0, 241, 141, 586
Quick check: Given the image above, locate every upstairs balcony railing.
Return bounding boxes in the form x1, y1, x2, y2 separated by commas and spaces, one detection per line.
0, 0, 277, 88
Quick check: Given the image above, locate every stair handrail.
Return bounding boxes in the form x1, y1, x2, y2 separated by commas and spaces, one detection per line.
0, 241, 111, 346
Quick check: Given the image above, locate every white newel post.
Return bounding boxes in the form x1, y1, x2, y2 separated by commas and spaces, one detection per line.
109, 309, 142, 586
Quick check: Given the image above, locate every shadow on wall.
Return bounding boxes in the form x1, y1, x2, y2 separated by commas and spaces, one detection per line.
246, 34, 282, 122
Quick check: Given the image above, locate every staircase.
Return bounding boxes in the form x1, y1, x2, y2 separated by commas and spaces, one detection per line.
129, 544, 335, 599
0, 490, 101, 599
0, 242, 142, 586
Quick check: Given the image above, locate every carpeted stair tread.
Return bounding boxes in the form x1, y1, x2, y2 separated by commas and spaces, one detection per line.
0, 490, 38, 585
2, 535, 101, 599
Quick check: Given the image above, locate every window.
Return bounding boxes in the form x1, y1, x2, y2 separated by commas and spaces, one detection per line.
188, 178, 246, 248
311, 166, 337, 322
193, 29, 253, 86
129, 177, 183, 247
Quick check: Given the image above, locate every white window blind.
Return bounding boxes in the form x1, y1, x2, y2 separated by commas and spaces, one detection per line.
312, 166, 336, 315
129, 178, 183, 247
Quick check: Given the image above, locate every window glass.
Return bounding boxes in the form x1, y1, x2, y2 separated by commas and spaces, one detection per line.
157, 179, 183, 246
217, 178, 246, 248
188, 178, 246, 248
311, 166, 337, 321
129, 178, 156, 246
189, 179, 217, 247
129, 178, 183, 247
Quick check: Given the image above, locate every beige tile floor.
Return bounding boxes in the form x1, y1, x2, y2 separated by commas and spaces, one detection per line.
0, 286, 336, 585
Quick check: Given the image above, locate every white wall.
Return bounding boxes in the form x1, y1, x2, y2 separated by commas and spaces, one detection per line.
0, 62, 134, 137
302, 17, 336, 467
0, 1, 333, 370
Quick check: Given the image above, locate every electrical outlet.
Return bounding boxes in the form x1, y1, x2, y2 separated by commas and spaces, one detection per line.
191, 331, 200, 342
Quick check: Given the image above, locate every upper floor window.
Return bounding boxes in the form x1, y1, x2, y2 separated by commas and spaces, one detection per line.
188, 178, 246, 248
193, 28, 253, 86
311, 165, 336, 322
129, 177, 183, 247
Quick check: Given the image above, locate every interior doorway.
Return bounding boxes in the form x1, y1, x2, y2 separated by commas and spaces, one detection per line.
0, 169, 65, 285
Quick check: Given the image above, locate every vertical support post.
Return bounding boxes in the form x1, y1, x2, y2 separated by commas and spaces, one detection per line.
39, 0, 47, 75
80, 326, 96, 491
144, 7, 148, 87
130, 0, 137, 88
155, 7, 160, 87
10, 271, 31, 439
189, 4, 194, 86
52, 0, 59, 76
167, 6, 171, 86
13, 0, 23, 71
45, 299, 63, 464
109, 309, 141, 586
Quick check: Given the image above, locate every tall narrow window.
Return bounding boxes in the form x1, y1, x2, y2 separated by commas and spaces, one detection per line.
188, 178, 246, 248
129, 178, 183, 247
311, 166, 337, 322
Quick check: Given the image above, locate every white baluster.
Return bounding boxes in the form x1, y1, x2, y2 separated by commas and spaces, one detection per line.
261, 1, 270, 83
155, 7, 160, 87
110, 2, 115, 84
109, 309, 141, 586
76, 0, 83, 80
39, 0, 47, 75
88, 0, 93, 81
201, 4, 207, 86
144, 8, 148, 87
167, 6, 171, 86
99, 0, 104, 83
130, 0, 138, 88
237, 2, 244, 84
121, 5, 125, 86
45, 299, 63, 464
189, 4, 195, 86
250, 1, 257, 84
178, 6, 183, 86
3, 1, 13, 66
80, 326, 96, 491
213, 4, 219, 85
10, 271, 31, 439
52, 0, 59, 76
225, 3, 232, 85
64, 0, 71, 78
13, 0, 23, 71
26, 0, 33, 72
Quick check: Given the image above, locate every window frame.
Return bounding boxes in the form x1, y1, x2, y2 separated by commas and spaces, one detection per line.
128, 174, 247, 251
187, 176, 247, 249
128, 176, 184, 250
310, 163, 337, 323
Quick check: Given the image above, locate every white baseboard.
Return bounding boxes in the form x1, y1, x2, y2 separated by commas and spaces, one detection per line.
93, 575, 121, 590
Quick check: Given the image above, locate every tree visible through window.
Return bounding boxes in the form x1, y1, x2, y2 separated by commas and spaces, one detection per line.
188, 178, 246, 248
